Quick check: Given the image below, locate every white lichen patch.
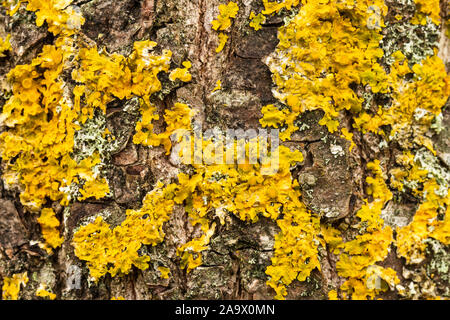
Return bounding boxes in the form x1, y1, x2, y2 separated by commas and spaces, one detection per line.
330, 144, 345, 158
73, 111, 119, 162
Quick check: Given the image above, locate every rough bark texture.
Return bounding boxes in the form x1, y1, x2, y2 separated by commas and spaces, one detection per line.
0, 0, 449, 300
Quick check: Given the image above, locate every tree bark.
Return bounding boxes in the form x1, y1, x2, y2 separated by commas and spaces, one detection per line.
0, 0, 449, 300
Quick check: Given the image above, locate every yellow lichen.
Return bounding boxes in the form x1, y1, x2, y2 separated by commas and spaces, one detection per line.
249, 11, 266, 31
37, 208, 64, 253
169, 61, 192, 82
0, 43, 110, 211
0, 34, 11, 57
396, 180, 449, 264
72, 40, 172, 122
211, 2, 239, 31
78, 177, 110, 201
262, 0, 299, 15
78, 103, 319, 298
26, 0, 85, 36
411, 0, 440, 25
72, 181, 176, 280
328, 289, 338, 300
262, 0, 388, 137
390, 152, 426, 194
172, 138, 319, 299
266, 194, 320, 299
178, 221, 216, 273
0, 1, 112, 212
133, 102, 194, 155
259, 0, 449, 298
340, 128, 355, 152
211, 2, 239, 53
259, 104, 289, 129
2, 0, 84, 35
2, 0, 449, 301
1, 272, 28, 300
334, 161, 398, 299
353, 53, 450, 149
212, 79, 222, 92
158, 266, 171, 279
0, 0, 196, 220
215, 33, 229, 53
36, 283, 56, 300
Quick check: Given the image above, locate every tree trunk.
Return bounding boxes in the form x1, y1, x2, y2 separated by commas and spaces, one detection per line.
0, 0, 449, 300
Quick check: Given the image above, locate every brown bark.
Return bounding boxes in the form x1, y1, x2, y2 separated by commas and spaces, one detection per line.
0, 0, 449, 300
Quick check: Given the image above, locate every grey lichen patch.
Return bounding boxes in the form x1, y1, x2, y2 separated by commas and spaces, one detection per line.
298, 275, 323, 298
238, 249, 273, 290
202, 250, 231, 267
60, 109, 119, 202
139, 247, 172, 286
414, 148, 450, 197
73, 110, 120, 162
433, 109, 450, 167
108, 97, 140, 153
381, 200, 415, 228
35, 261, 57, 290
381, 19, 439, 67
425, 239, 450, 283
208, 89, 259, 110
431, 113, 443, 134
298, 173, 317, 188
400, 239, 450, 298
186, 265, 233, 299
